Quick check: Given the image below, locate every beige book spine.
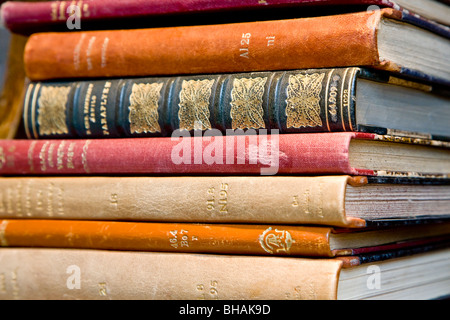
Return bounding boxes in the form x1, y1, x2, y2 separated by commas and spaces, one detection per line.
0, 248, 343, 300
0, 175, 366, 227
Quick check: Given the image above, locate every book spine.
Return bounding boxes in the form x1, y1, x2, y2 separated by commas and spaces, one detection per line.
0, 133, 375, 176
0, 175, 367, 227
0, 248, 342, 299
22, 68, 360, 139
23, 10, 389, 81
1, 0, 392, 33
0, 219, 337, 257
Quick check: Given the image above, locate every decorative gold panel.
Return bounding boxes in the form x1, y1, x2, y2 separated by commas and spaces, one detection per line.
37, 86, 71, 136
230, 77, 267, 130
285, 73, 325, 128
178, 79, 214, 131
129, 82, 163, 134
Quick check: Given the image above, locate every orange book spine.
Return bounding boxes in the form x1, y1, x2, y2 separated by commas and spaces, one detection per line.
0, 219, 335, 257
23, 9, 402, 81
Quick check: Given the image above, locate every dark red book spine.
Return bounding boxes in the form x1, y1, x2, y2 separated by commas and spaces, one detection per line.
1, 0, 393, 33
0, 132, 375, 176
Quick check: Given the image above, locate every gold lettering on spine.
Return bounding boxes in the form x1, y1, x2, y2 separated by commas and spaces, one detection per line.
178, 79, 214, 131
259, 227, 294, 254
323, 70, 334, 131
56, 141, 66, 170
83, 3, 90, 17
100, 82, 111, 135
47, 143, 56, 168
73, 34, 86, 71
47, 183, 54, 217
58, 1, 66, 20
56, 185, 65, 216
101, 37, 109, 68
285, 73, 325, 128
86, 36, 97, 71
27, 141, 37, 173
14, 182, 23, 217
10, 270, 19, 300
317, 181, 324, 219
51, 2, 58, 21
340, 68, 351, 131
81, 140, 91, 173
230, 77, 267, 129
128, 82, 163, 134
39, 142, 50, 172
0, 220, 8, 247
24, 181, 32, 217
346, 68, 358, 132
37, 86, 71, 136
66, 143, 76, 169
83, 83, 94, 135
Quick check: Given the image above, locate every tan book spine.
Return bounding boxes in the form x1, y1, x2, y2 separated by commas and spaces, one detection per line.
0, 248, 343, 300
0, 175, 367, 227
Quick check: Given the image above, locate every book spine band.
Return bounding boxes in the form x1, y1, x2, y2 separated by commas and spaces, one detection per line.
22, 68, 359, 139
0, 219, 337, 257
0, 248, 342, 299
0, 176, 366, 227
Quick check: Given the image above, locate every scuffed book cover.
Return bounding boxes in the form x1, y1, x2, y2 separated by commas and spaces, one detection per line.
2, 0, 450, 35
1, 219, 449, 258
21, 67, 450, 141
0, 132, 450, 177
21, 9, 450, 85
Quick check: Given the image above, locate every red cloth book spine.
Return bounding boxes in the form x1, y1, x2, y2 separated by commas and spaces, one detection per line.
0, 132, 376, 175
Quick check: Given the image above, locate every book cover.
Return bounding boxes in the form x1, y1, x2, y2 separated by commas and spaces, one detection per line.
0, 175, 449, 228
21, 9, 450, 85
1, 219, 449, 257
21, 67, 450, 140
0, 132, 449, 177
0, 246, 448, 299
2, 0, 450, 34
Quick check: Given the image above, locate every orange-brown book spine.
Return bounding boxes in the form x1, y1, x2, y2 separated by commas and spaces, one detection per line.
0, 219, 337, 257
23, 9, 403, 81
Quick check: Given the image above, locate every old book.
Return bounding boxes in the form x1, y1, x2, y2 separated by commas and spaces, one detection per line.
22, 67, 450, 140
0, 246, 449, 299
1, 219, 449, 257
2, 0, 450, 34
0, 175, 449, 228
22, 9, 450, 85
0, 132, 449, 177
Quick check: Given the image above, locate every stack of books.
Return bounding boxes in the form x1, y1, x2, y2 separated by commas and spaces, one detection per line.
0, 0, 449, 301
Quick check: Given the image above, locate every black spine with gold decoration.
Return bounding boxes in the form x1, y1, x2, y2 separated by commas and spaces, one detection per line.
21, 66, 417, 139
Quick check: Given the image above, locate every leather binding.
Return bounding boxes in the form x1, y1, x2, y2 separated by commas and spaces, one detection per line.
2, 0, 450, 34
0, 175, 367, 228
0, 247, 344, 300
21, 9, 450, 84
1, 219, 449, 257
23, 67, 450, 140
0, 246, 448, 299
